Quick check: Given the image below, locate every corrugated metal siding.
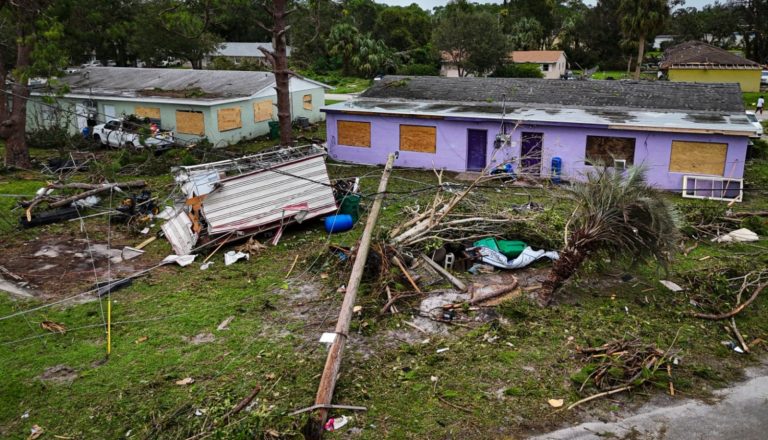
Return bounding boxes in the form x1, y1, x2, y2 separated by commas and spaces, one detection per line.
202, 154, 336, 234
161, 210, 198, 255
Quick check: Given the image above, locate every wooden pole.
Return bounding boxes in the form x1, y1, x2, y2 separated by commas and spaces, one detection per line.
307, 153, 397, 438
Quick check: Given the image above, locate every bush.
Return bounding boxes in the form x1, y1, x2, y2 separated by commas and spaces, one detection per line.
26, 126, 93, 151
491, 63, 544, 78
397, 63, 440, 76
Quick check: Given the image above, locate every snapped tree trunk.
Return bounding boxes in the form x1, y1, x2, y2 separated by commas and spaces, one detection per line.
537, 244, 587, 306
634, 33, 646, 80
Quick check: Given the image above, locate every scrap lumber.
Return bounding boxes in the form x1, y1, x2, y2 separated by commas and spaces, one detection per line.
392, 256, 421, 293
307, 153, 397, 439
420, 254, 467, 292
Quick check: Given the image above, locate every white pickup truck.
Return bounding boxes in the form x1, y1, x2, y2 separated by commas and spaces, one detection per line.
91, 119, 175, 151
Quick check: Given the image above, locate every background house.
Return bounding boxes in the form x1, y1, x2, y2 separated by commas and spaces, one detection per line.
28, 67, 326, 146
660, 41, 761, 92
322, 76, 753, 201
202, 42, 292, 68
509, 51, 567, 79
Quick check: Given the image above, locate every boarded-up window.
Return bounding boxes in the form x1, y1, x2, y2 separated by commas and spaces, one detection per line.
303, 94, 312, 110
585, 136, 636, 166
337, 120, 370, 147
253, 100, 273, 122
670, 141, 727, 175
176, 110, 205, 135
217, 107, 242, 132
400, 125, 436, 153
135, 106, 161, 120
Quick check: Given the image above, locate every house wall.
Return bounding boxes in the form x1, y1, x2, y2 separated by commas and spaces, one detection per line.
668, 68, 760, 92
27, 82, 325, 146
325, 112, 748, 190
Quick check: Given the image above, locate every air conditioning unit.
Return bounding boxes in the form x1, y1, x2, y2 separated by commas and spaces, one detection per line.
614, 159, 627, 170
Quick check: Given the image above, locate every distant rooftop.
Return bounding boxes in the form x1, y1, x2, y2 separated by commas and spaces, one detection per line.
212, 42, 292, 58
54, 67, 277, 100
660, 41, 760, 69
360, 75, 744, 114
510, 51, 564, 64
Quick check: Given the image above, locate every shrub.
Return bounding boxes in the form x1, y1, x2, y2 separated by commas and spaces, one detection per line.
26, 127, 92, 151
491, 63, 544, 78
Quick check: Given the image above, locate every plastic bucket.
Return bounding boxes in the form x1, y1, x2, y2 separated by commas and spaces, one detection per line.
324, 214, 354, 233
338, 194, 361, 223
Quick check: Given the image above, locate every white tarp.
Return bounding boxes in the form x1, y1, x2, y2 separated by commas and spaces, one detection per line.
476, 246, 559, 269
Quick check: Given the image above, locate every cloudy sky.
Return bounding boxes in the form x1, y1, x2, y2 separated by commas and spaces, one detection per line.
378, 0, 716, 10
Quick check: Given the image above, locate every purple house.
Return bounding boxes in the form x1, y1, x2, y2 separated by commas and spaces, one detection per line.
322, 76, 755, 201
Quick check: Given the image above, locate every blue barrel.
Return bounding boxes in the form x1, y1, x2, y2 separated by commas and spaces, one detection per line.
324, 214, 354, 233
551, 157, 562, 184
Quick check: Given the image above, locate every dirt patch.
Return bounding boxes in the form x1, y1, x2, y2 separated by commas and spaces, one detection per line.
184, 332, 216, 345
0, 234, 154, 301
38, 365, 78, 384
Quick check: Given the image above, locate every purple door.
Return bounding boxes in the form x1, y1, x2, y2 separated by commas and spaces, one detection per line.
466, 129, 487, 171
521, 132, 543, 175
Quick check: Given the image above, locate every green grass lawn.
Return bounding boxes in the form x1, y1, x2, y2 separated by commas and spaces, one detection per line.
0, 140, 767, 438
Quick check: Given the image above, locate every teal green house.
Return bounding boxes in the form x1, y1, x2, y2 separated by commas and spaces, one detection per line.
28, 67, 329, 146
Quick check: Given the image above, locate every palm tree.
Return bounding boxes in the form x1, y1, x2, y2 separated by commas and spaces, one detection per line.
538, 166, 679, 306
327, 23, 361, 76
618, 0, 671, 80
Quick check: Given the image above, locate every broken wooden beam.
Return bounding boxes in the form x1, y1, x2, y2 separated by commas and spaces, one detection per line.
420, 254, 467, 292
307, 153, 397, 439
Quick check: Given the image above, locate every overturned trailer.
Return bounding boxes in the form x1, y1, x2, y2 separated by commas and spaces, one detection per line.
164, 145, 338, 254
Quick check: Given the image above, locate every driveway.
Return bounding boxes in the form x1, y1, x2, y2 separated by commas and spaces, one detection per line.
530, 360, 768, 440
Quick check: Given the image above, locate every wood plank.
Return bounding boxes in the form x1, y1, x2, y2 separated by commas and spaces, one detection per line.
400, 125, 436, 153
337, 120, 370, 147
176, 110, 205, 135
217, 107, 242, 132
670, 140, 727, 175
303, 94, 312, 110
253, 100, 273, 122
134, 106, 160, 119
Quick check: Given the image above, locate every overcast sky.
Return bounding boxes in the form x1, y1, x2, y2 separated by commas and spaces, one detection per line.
377, 0, 716, 10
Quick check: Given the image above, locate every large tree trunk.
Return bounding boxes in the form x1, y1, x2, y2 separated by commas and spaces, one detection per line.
634, 33, 646, 80
2, 41, 32, 169
537, 244, 588, 306
271, 0, 292, 147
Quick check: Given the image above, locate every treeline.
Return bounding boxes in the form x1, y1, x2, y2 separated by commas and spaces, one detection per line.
3, 0, 768, 81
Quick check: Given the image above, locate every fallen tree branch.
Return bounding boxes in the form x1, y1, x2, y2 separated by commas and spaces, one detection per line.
49, 180, 147, 208
379, 292, 422, 315
221, 385, 261, 423
693, 283, 766, 320
567, 385, 633, 411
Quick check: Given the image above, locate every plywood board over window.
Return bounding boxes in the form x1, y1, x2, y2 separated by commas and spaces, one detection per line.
337, 120, 371, 147
400, 125, 436, 153
670, 141, 727, 175
585, 136, 636, 166
303, 94, 312, 110
217, 107, 242, 132
135, 106, 161, 120
176, 110, 205, 135
253, 100, 273, 122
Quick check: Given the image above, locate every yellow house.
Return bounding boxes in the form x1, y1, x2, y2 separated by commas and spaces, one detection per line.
661, 41, 762, 92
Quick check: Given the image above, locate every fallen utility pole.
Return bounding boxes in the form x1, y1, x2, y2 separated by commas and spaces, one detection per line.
306, 153, 397, 439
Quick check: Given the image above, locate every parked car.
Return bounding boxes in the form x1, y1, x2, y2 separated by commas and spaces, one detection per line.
91, 119, 175, 151
745, 111, 763, 138
81, 60, 101, 68
762, 70, 768, 85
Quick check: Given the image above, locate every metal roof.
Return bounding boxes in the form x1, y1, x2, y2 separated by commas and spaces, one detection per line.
213, 42, 293, 58
322, 98, 755, 136
361, 76, 745, 113
56, 67, 277, 101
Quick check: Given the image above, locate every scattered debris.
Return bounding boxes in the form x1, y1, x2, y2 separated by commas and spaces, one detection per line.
40, 321, 67, 334
436, 347, 449, 353
712, 228, 759, 243
120, 247, 145, 261
28, 424, 44, 440
134, 336, 148, 344
216, 316, 235, 331
659, 280, 684, 292
547, 399, 564, 408
693, 282, 766, 320
175, 377, 195, 385
236, 238, 267, 255
324, 415, 349, 431
420, 254, 467, 291
471, 246, 559, 270
162, 254, 197, 267
224, 251, 249, 266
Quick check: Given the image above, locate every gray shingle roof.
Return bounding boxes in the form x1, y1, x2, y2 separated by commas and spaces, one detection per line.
361, 76, 745, 114
59, 67, 276, 100
660, 41, 759, 69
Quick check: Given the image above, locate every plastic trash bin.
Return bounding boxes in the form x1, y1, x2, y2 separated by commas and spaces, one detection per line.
268, 121, 280, 140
